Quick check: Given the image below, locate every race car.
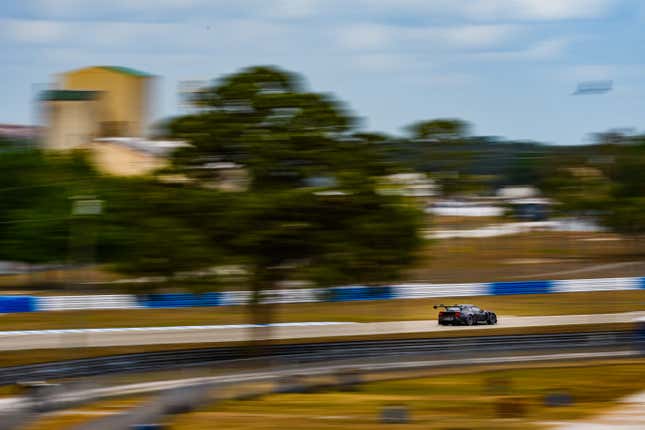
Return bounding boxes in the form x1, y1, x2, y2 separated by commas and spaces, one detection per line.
433, 304, 497, 326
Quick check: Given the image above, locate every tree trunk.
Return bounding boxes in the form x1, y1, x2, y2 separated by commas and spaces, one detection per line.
246, 270, 278, 364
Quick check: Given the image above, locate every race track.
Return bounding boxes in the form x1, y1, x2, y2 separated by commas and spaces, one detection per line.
0, 311, 643, 351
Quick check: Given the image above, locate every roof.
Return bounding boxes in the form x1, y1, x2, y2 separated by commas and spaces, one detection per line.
39, 90, 100, 101
63, 66, 154, 78
99, 66, 154, 78
509, 198, 553, 205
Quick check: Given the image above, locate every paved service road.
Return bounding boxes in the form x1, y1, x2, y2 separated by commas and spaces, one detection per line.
0, 311, 643, 351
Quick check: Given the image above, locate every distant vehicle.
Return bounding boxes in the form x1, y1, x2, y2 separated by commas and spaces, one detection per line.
433, 304, 497, 326
572, 80, 613, 95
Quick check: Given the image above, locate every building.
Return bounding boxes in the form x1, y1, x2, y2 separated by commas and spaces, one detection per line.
40, 90, 101, 150
37, 66, 186, 176
380, 172, 439, 199
91, 137, 189, 177
0, 124, 41, 141
496, 186, 539, 200
60, 66, 154, 138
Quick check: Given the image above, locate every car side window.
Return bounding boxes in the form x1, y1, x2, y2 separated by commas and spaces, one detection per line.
472, 307, 481, 312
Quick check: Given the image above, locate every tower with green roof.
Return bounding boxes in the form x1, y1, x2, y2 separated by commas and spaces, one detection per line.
60, 65, 155, 137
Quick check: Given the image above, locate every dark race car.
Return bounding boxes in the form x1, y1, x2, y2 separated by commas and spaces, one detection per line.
433, 304, 497, 326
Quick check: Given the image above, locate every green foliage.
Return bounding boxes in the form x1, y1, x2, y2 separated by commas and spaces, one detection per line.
546, 138, 645, 236
405, 118, 469, 141
0, 149, 96, 264
167, 65, 357, 190
218, 187, 422, 287
96, 179, 227, 277
598, 142, 645, 235
0, 148, 225, 279
168, 66, 424, 292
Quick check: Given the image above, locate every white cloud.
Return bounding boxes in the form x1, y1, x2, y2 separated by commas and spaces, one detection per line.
1, 18, 289, 54
351, 53, 421, 72
429, 24, 519, 49
470, 37, 569, 61
26, 0, 617, 22
2, 19, 68, 44
29, 0, 318, 20
567, 65, 616, 80
269, 0, 320, 19
33, 0, 202, 14
557, 64, 645, 83
337, 23, 519, 52
337, 24, 392, 50
345, 0, 616, 21
523, 38, 570, 58
468, 0, 617, 20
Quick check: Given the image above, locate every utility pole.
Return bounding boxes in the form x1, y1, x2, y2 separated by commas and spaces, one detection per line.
68, 195, 102, 350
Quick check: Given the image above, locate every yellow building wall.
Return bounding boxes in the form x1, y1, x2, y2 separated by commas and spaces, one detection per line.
62, 67, 150, 137
91, 141, 167, 177
43, 100, 100, 150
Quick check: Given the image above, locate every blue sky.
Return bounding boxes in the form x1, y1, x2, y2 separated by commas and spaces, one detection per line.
1, 0, 644, 145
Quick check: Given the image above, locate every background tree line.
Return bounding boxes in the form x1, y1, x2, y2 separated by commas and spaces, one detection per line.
1, 65, 645, 297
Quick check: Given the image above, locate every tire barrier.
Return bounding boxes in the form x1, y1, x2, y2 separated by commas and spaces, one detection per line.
0, 276, 643, 313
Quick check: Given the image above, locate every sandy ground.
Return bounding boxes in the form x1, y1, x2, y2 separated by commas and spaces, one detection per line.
545, 390, 645, 430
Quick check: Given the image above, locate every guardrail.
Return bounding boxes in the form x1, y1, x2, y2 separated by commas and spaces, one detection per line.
0, 331, 635, 386
0, 331, 641, 430
1, 276, 643, 313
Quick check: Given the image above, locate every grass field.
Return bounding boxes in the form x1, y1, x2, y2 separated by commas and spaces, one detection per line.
20, 395, 147, 430
0, 290, 642, 333
2, 227, 645, 293
408, 230, 645, 283
169, 359, 645, 430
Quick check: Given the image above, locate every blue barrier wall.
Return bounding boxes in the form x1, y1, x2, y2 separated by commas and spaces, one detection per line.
328, 286, 393, 302
489, 280, 553, 296
139, 293, 221, 308
0, 296, 36, 313
0, 276, 643, 313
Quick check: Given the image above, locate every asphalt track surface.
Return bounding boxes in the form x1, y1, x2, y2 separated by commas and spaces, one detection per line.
1, 311, 643, 350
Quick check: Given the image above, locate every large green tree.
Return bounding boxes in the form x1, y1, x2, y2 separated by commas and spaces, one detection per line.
167, 66, 423, 325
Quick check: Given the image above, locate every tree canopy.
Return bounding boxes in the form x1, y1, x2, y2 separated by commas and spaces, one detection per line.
167, 65, 423, 295
167, 66, 358, 190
